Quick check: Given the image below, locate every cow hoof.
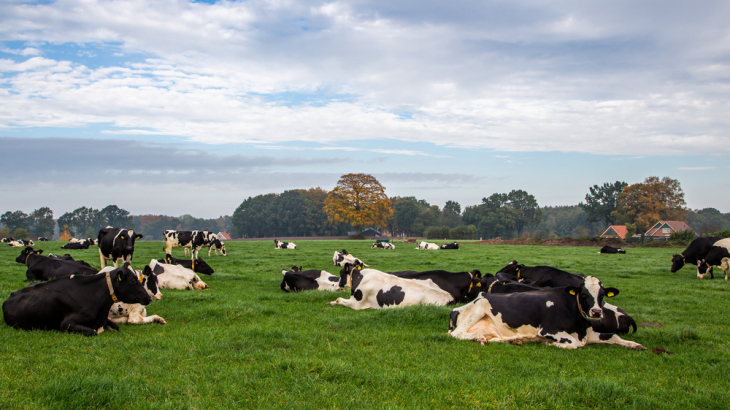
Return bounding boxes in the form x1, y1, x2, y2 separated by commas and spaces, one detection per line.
156, 318, 167, 324
510, 340, 523, 346
632, 344, 647, 350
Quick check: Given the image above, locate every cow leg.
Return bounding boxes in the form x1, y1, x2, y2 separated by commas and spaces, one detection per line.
184, 248, 189, 256
128, 308, 166, 324
585, 330, 645, 350
540, 331, 584, 349
328, 297, 370, 310
60, 319, 99, 337
104, 318, 119, 331
208, 247, 212, 257
99, 248, 107, 269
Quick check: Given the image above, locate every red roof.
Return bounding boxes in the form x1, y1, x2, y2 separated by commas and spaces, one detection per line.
217, 232, 232, 240
645, 221, 692, 237
601, 225, 628, 239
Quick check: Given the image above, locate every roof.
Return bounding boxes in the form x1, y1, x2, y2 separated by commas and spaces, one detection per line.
600, 225, 627, 239
645, 221, 692, 236
217, 232, 232, 240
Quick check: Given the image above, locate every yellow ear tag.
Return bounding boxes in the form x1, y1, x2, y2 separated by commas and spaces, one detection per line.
36, 251, 41, 254
357, 266, 362, 270
139, 276, 144, 284
476, 283, 481, 287
118, 276, 122, 281
607, 292, 614, 297
120, 236, 124, 239
569, 290, 576, 295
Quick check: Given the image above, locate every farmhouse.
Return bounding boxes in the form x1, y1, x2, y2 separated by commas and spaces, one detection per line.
644, 221, 694, 240
600, 225, 628, 239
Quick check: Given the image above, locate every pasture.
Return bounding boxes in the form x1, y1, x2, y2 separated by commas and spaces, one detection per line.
1, 240, 728, 409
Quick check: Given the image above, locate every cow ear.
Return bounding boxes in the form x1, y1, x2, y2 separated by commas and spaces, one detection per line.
143, 265, 152, 276
135, 234, 143, 239
471, 269, 482, 278
35, 250, 43, 255
564, 286, 580, 296
604, 287, 619, 298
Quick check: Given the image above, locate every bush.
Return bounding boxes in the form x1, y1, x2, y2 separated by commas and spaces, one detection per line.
12, 228, 29, 240
426, 226, 451, 240
669, 229, 696, 246
709, 229, 730, 238
450, 225, 477, 240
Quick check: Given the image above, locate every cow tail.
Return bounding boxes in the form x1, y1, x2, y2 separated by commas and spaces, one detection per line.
628, 317, 637, 334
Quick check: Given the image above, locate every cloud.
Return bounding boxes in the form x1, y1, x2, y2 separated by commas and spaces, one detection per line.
677, 167, 714, 170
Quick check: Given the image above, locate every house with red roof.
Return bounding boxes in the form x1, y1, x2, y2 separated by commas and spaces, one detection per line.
644, 221, 694, 240
600, 225, 628, 239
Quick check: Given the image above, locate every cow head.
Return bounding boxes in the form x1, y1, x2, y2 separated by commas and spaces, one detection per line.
465, 269, 484, 301
141, 265, 163, 300
192, 258, 215, 275
697, 260, 713, 279
111, 263, 152, 305
338, 262, 364, 289
670, 254, 685, 272
115, 230, 143, 256
371, 243, 377, 249
564, 276, 618, 321
290, 266, 302, 272
274, 239, 280, 247
190, 274, 208, 290
16, 246, 42, 264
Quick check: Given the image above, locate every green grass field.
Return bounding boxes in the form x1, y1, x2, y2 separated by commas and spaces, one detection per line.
1, 240, 728, 409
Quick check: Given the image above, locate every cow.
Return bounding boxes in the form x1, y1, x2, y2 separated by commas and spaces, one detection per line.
47, 253, 95, 269
371, 242, 395, 249
599, 245, 626, 254
415, 241, 440, 250
108, 265, 165, 325
98, 227, 143, 268
148, 259, 208, 290
328, 268, 454, 310
157, 254, 215, 275
274, 239, 297, 249
0, 237, 13, 243
208, 237, 227, 257
697, 240, 730, 280
3, 262, 151, 336
497, 261, 585, 288
61, 241, 91, 250
280, 268, 341, 292
385, 269, 483, 303
163, 230, 209, 260
37, 237, 49, 242
441, 242, 459, 250
447, 276, 645, 350
671, 236, 725, 273
332, 250, 369, 267
16, 247, 98, 282
8, 239, 34, 247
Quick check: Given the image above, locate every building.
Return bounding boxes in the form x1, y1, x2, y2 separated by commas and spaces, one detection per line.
217, 232, 232, 240
644, 221, 694, 240
600, 225, 628, 239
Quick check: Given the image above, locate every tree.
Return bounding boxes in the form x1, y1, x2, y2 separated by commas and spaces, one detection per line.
687, 208, 730, 235
324, 173, 392, 233
612, 176, 688, 235
57, 207, 105, 239
440, 200, 462, 227
101, 205, 133, 228
29, 207, 54, 238
1, 211, 29, 232
507, 190, 542, 237
580, 181, 628, 226
232, 194, 279, 238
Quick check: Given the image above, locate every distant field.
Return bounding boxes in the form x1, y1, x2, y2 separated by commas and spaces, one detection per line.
1, 240, 728, 409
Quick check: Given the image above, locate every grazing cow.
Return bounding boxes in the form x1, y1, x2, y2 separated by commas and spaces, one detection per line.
497, 261, 585, 288
332, 250, 369, 267
148, 260, 208, 290
157, 254, 215, 275
274, 239, 297, 249
371, 242, 395, 249
386, 269, 483, 303
697, 239, 730, 280
280, 268, 341, 292
37, 237, 49, 242
98, 227, 143, 268
16, 247, 98, 282
62, 241, 91, 250
441, 242, 459, 250
415, 241, 440, 250
108, 265, 165, 325
328, 268, 453, 310
163, 230, 210, 260
671, 236, 725, 273
208, 237, 227, 257
3, 262, 151, 336
599, 245, 626, 254
448, 276, 645, 350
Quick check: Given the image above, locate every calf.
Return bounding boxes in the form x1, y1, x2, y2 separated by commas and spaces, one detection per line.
328, 268, 453, 310
17, 247, 98, 282
333, 250, 369, 267
98, 227, 143, 268
371, 242, 395, 249
671, 236, 725, 273
280, 269, 341, 292
448, 276, 644, 350
157, 254, 215, 275
149, 259, 208, 290
108, 265, 165, 325
497, 260, 585, 288
416, 241, 440, 250
599, 245, 626, 254
441, 242, 459, 250
3, 262, 151, 336
163, 230, 209, 260
274, 239, 297, 249
697, 239, 730, 280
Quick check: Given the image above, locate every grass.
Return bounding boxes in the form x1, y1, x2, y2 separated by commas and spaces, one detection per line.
1, 240, 729, 409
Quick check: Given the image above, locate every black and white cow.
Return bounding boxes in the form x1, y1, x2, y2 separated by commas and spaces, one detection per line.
0, 237, 13, 243
386, 269, 483, 303
280, 268, 341, 292
332, 250, 369, 267
163, 230, 209, 260
371, 242, 395, 249
497, 261, 585, 288
599, 245, 626, 254
61, 240, 91, 250
328, 268, 453, 310
415, 241, 440, 250
148, 259, 208, 290
108, 265, 165, 325
448, 276, 645, 349
208, 236, 227, 257
441, 242, 459, 250
37, 237, 49, 242
98, 227, 143, 268
3, 262, 151, 336
274, 239, 297, 249
671, 236, 725, 273
17, 247, 98, 282
8, 239, 34, 247
696, 239, 730, 280
157, 254, 215, 275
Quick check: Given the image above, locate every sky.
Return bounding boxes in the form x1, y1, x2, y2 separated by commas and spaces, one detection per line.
1, 0, 729, 218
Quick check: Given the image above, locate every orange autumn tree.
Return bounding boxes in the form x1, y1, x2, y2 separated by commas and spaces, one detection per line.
324, 173, 393, 234
612, 176, 688, 235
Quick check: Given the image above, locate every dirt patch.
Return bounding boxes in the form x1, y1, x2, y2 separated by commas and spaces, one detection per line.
652, 346, 674, 355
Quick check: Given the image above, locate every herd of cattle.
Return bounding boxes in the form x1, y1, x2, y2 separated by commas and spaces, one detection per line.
2, 232, 728, 350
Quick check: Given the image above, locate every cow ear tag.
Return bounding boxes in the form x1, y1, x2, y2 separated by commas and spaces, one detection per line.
357, 266, 362, 270
476, 282, 481, 287
569, 290, 576, 295
607, 292, 614, 297
35, 251, 41, 254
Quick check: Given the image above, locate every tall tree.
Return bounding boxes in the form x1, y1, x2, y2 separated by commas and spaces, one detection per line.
232, 193, 279, 238
580, 181, 628, 225
390, 199, 422, 236
324, 173, 392, 233
57, 207, 105, 238
1, 211, 29, 232
29, 207, 54, 237
507, 189, 542, 236
101, 205, 133, 228
440, 200, 462, 227
612, 176, 688, 235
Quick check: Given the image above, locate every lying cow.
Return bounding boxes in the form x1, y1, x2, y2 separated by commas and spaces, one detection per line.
108, 265, 165, 325
599, 245, 626, 254
328, 268, 453, 310
157, 254, 215, 275
17, 247, 98, 282
371, 242, 395, 249
448, 276, 645, 350
386, 268, 483, 303
37, 237, 49, 242
148, 259, 208, 290
441, 242, 459, 250
274, 239, 297, 249
697, 239, 730, 280
280, 268, 341, 292
62, 240, 91, 250
3, 262, 151, 336
332, 250, 369, 267
8, 239, 34, 247
416, 241, 440, 250
497, 260, 585, 288
671, 236, 725, 273
99, 227, 143, 268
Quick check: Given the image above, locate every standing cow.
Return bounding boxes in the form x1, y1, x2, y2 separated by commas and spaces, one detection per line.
98, 227, 143, 268
671, 237, 725, 273
163, 230, 210, 260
